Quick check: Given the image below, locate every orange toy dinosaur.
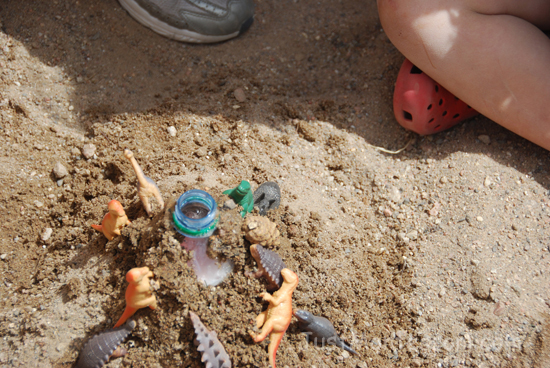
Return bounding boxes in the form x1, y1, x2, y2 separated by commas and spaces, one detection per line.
91, 199, 131, 241
249, 268, 299, 368
114, 267, 158, 328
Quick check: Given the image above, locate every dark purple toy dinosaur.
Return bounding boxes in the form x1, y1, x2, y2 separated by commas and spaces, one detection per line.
247, 243, 286, 291
75, 319, 135, 368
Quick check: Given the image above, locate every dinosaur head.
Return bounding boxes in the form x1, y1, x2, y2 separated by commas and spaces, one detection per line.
235, 180, 251, 196
293, 309, 314, 324
108, 199, 126, 217
126, 267, 151, 284
249, 244, 260, 260
123, 149, 134, 160
280, 268, 299, 288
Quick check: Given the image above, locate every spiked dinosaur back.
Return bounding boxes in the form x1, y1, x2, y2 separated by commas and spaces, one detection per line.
189, 311, 232, 368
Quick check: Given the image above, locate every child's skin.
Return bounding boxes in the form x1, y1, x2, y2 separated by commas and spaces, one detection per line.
377, 0, 550, 150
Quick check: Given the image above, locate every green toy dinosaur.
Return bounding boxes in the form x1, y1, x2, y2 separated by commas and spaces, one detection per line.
223, 180, 253, 217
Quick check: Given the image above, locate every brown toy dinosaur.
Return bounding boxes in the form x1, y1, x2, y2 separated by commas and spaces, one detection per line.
114, 267, 158, 328
249, 268, 298, 368
91, 200, 131, 241
123, 149, 164, 216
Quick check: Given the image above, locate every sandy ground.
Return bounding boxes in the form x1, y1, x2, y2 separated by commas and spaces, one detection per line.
0, 1, 549, 367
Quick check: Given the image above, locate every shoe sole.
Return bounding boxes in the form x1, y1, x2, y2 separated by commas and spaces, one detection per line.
118, 0, 251, 43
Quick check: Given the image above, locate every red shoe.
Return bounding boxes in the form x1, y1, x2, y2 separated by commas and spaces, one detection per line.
393, 59, 479, 135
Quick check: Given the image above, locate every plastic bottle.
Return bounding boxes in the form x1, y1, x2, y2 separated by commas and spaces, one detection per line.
173, 190, 233, 286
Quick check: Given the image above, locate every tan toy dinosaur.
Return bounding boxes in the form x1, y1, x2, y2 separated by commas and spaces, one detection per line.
123, 149, 164, 216
249, 268, 299, 368
114, 267, 158, 328
91, 199, 131, 241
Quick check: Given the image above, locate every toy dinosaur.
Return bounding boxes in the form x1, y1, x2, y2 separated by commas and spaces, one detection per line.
124, 149, 164, 216
293, 309, 358, 355
91, 199, 131, 241
189, 311, 232, 368
249, 268, 298, 368
247, 244, 286, 291
223, 180, 253, 217
114, 267, 158, 328
253, 181, 281, 216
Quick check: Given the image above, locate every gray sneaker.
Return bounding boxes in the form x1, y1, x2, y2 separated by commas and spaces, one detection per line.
118, 0, 254, 43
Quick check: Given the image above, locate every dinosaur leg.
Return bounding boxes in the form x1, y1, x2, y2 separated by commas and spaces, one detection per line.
139, 193, 152, 215
114, 306, 138, 328
267, 331, 284, 368
153, 190, 164, 210
91, 224, 103, 232
255, 309, 268, 329
251, 320, 273, 342
132, 295, 158, 309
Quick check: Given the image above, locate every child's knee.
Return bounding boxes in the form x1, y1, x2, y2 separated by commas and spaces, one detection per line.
377, 0, 417, 40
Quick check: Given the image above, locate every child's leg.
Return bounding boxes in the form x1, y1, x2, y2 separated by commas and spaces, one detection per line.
378, 0, 550, 150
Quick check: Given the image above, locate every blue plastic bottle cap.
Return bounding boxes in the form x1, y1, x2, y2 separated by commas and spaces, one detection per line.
173, 189, 219, 238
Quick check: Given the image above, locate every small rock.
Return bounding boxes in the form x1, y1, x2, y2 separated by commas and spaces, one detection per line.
478, 135, 491, 144
52, 162, 68, 179
476, 216, 483, 222
440, 176, 448, 184
471, 268, 491, 300
34, 200, 44, 208
76, 76, 84, 83
195, 146, 208, 157
41, 228, 53, 241
167, 126, 177, 137
428, 202, 440, 217
341, 351, 350, 359
407, 230, 418, 241
511, 284, 521, 296
57, 179, 63, 187
484, 176, 492, 187
223, 199, 237, 210
70, 147, 81, 156
396, 330, 407, 340
464, 308, 496, 329
0, 254, 7, 260
388, 186, 401, 203
397, 232, 409, 242
493, 301, 506, 316
383, 208, 392, 217
81, 143, 96, 159
233, 88, 246, 102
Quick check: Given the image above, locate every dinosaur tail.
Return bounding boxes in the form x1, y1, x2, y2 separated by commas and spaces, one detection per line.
268, 332, 283, 368
341, 341, 359, 356
91, 224, 103, 232
114, 306, 138, 328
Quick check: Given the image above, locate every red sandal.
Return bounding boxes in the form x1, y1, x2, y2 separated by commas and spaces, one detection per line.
393, 59, 479, 135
